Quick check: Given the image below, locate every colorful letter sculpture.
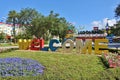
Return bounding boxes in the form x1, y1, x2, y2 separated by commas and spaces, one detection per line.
18, 38, 44, 50
18, 39, 32, 50
76, 39, 83, 53
18, 39, 23, 50
49, 39, 60, 51
18, 38, 109, 54
40, 39, 44, 49
95, 39, 108, 54
81, 39, 92, 54
23, 39, 28, 50
30, 38, 44, 50
62, 39, 108, 54
62, 39, 74, 52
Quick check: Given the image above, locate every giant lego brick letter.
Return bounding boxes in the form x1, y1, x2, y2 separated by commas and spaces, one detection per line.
28, 39, 32, 47
81, 39, 92, 54
76, 39, 92, 54
95, 39, 108, 54
30, 39, 40, 50
62, 39, 74, 52
40, 39, 44, 49
18, 39, 23, 50
49, 39, 60, 51
23, 39, 28, 50
76, 39, 83, 53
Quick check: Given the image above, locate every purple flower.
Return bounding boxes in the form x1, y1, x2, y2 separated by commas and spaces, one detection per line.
0, 58, 45, 77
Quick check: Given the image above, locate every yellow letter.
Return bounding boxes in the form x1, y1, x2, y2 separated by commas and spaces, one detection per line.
76, 39, 92, 54
18, 39, 23, 50
95, 39, 108, 54
81, 39, 92, 54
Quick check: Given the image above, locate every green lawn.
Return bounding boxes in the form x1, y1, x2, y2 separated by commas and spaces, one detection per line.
0, 43, 18, 47
0, 50, 120, 80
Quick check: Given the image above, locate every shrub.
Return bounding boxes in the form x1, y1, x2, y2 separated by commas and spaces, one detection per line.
102, 53, 120, 68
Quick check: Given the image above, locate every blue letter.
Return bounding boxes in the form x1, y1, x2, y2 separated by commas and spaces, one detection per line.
49, 39, 60, 51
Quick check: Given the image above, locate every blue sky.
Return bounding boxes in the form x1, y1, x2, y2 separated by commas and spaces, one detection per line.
0, 0, 120, 30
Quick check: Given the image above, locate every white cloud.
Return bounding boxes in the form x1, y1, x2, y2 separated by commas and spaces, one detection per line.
91, 18, 117, 30
108, 19, 117, 26
91, 20, 104, 29
91, 21, 103, 29
103, 18, 117, 27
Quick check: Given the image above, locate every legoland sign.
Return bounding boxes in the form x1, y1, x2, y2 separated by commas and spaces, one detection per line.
18, 38, 109, 54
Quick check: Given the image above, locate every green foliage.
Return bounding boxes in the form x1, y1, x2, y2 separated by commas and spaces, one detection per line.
0, 32, 5, 40
7, 9, 69, 41
15, 33, 32, 39
18, 8, 40, 25
26, 16, 47, 38
111, 23, 120, 36
0, 43, 12, 47
26, 11, 68, 40
7, 10, 18, 23
111, 4, 120, 36
91, 68, 120, 80
7, 10, 19, 37
7, 8, 40, 38
48, 11, 68, 36
115, 4, 120, 18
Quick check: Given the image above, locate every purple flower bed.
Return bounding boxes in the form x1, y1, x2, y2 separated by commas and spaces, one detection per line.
102, 53, 120, 68
0, 58, 45, 77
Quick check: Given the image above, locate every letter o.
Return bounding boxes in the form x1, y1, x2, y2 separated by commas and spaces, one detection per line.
62, 39, 74, 52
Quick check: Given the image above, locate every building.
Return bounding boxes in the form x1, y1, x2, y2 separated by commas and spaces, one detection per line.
0, 22, 23, 36
75, 27, 105, 42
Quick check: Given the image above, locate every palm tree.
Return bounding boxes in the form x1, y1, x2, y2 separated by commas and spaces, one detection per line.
7, 10, 18, 37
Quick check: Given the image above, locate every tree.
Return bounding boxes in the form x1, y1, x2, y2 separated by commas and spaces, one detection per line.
18, 8, 40, 26
25, 11, 69, 41
0, 32, 6, 40
115, 4, 120, 19
7, 9, 71, 41
111, 26, 120, 36
48, 11, 68, 39
111, 4, 120, 36
26, 16, 46, 38
7, 10, 18, 37
7, 8, 41, 39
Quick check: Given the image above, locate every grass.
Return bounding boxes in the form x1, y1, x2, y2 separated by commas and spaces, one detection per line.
0, 43, 18, 47
0, 43, 11, 47
0, 50, 120, 80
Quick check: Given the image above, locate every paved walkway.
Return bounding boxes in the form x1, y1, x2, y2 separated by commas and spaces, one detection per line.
0, 46, 19, 49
